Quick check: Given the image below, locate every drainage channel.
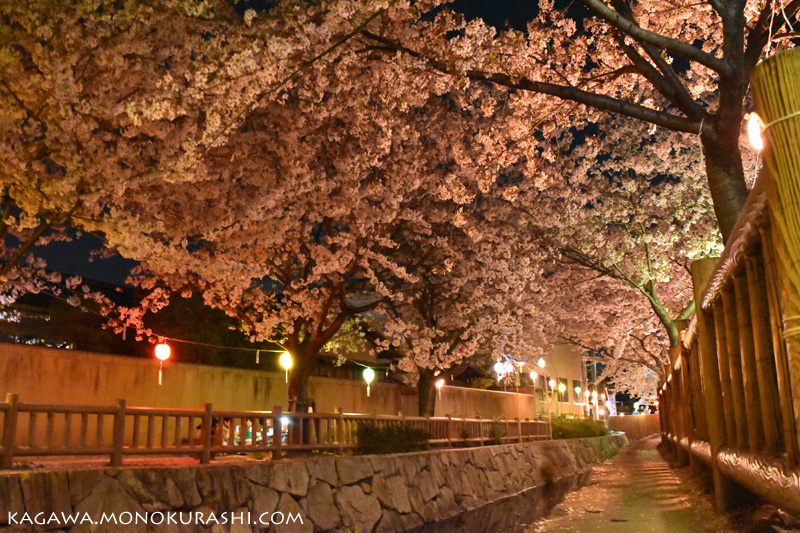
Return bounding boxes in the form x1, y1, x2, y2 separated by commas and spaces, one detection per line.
418, 472, 592, 532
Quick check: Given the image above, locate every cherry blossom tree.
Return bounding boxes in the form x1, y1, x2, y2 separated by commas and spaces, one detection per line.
0, 0, 396, 303
542, 264, 669, 397
352, 0, 797, 240
120, 72, 527, 410
507, 117, 724, 396
379, 196, 547, 415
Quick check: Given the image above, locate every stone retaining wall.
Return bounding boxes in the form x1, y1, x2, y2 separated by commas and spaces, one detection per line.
0, 435, 627, 532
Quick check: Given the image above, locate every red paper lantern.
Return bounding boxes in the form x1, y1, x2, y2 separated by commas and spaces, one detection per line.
154, 343, 171, 384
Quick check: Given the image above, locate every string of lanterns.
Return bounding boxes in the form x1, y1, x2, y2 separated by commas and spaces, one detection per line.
152, 342, 383, 398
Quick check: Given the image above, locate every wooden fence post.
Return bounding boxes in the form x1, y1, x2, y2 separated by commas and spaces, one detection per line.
752, 47, 800, 459
2, 393, 19, 470
200, 403, 212, 464
692, 258, 737, 511
110, 399, 126, 466
335, 407, 344, 455
272, 405, 283, 460
446, 414, 452, 446
477, 414, 484, 445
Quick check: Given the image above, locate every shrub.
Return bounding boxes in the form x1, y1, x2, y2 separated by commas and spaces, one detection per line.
487, 418, 506, 445
456, 429, 473, 448
551, 417, 608, 439
356, 422, 431, 454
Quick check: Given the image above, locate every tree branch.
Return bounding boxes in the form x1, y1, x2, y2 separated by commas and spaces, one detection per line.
745, 0, 800, 75
359, 31, 705, 134
580, 0, 728, 74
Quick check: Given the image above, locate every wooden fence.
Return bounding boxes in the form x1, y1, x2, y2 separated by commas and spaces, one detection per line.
0, 393, 551, 468
607, 414, 660, 441
659, 48, 800, 515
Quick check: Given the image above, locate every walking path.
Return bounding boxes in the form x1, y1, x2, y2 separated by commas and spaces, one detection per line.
532, 435, 750, 533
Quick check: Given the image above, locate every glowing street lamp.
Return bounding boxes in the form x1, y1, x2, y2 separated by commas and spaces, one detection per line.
436, 378, 445, 400
154, 343, 171, 385
279, 351, 292, 383
574, 386, 582, 396
363, 367, 375, 397
548, 378, 556, 389
537, 357, 546, 369
530, 370, 538, 383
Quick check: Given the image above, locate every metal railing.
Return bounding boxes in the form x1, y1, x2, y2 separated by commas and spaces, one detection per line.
0, 394, 551, 468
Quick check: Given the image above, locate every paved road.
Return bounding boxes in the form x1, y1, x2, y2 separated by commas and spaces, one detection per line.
532, 435, 742, 533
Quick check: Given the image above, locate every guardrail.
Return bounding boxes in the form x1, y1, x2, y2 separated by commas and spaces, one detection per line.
659, 48, 800, 515
0, 394, 551, 468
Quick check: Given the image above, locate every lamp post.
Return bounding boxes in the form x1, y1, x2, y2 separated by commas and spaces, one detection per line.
557, 382, 566, 417
435, 378, 445, 401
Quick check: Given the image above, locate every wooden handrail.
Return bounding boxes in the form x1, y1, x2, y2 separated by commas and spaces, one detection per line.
0, 396, 552, 468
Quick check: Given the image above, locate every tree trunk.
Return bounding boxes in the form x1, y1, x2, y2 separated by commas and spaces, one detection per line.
418, 368, 437, 417
702, 133, 749, 243
287, 351, 318, 413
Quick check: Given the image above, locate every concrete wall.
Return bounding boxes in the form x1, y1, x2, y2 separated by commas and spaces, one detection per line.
607, 414, 661, 440
0, 343, 570, 419
0, 434, 628, 531
0, 343, 414, 414
435, 385, 583, 419
0, 340, 597, 447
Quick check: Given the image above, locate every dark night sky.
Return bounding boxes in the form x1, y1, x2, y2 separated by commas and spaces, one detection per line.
34, 232, 137, 286
451, 0, 539, 31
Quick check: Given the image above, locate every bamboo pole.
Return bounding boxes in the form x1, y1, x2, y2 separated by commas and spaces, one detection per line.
692, 258, 737, 510
761, 228, 798, 461
752, 47, 800, 461
734, 273, 763, 453
722, 290, 748, 450
745, 255, 781, 456
713, 300, 737, 446
690, 338, 709, 441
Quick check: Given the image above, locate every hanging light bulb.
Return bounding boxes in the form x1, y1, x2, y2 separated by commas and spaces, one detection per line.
363, 367, 375, 397
279, 351, 292, 383
538, 358, 545, 369
494, 361, 505, 380
747, 112, 764, 151
154, 343, 171, 385
530, 370, 538, 382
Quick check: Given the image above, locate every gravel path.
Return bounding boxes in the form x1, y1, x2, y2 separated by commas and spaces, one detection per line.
531, 435, 744, 533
